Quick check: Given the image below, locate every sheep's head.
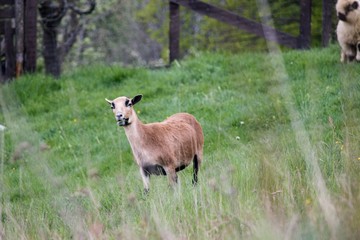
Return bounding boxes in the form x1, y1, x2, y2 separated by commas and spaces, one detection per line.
336, 0, 360, 22
105, 95, 142, 126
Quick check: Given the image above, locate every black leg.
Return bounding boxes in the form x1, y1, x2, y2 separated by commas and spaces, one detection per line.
192, 155, 199, 185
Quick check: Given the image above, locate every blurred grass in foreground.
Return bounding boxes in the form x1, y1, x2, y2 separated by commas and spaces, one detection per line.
0, 45, 360, 239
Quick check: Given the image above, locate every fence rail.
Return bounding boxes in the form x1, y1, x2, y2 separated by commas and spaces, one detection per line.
169, 0, 316, 63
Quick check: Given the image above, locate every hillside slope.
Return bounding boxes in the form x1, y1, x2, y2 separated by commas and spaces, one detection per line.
1, 45, 360, 239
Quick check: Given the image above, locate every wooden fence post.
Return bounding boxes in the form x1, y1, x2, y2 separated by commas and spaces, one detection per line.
4, 20, 15, 80
15, 0, 24, 78
0, 0, 16, 81
24, 0, 37, 73
169, 1, 180, 63
322, 0, 333, 47
298, 0, 312, 49
0, 0, 36, 82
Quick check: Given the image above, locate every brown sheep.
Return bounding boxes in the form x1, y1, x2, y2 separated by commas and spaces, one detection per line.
105, 95, 204, 193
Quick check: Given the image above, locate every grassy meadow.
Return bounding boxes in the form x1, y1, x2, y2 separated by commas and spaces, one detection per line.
0, 45, 360, 239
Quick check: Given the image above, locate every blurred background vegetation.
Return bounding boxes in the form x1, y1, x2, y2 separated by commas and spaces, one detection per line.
42, 0, 336, 70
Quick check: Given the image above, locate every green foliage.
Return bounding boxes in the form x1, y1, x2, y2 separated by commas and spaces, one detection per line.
137, 0, 329, 59
62, 0, 163, 68
48, 0, 337, 71
1, 46, 360, 239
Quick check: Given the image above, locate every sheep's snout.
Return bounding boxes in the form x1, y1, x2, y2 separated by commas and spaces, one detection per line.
115, 113, 129, 126
116, 112, 123, 119
116, 118, 129, 126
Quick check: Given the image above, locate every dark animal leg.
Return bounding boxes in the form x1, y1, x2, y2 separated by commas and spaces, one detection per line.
192, 155, 199, 185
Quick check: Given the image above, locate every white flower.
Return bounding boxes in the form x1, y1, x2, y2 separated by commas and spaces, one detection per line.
0, 124, 6, 131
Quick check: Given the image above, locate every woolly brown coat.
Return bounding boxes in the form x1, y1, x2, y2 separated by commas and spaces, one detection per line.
106, 95, 204, 192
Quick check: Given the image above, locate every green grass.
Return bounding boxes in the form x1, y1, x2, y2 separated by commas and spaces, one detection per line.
1, 45, 360, 239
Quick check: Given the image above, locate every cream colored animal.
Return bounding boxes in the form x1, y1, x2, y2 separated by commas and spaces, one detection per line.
105, 95, 204, 192
336, 0, 360, 62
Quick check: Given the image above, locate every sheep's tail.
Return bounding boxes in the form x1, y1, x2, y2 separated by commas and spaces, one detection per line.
192, 155, 199, 185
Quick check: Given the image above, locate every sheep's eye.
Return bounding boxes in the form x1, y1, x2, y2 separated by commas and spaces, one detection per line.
125, 99, 131, 107
110, 102, 115, 109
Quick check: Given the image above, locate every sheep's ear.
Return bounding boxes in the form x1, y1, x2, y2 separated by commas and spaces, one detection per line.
131, 95, 143, 106
105, 98, 115, 109
353, 1, 359, 9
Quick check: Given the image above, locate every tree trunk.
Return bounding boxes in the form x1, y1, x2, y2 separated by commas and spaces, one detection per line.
39, 0, 96, 78
39, 2, 62, 78
42, 26, 61, 78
